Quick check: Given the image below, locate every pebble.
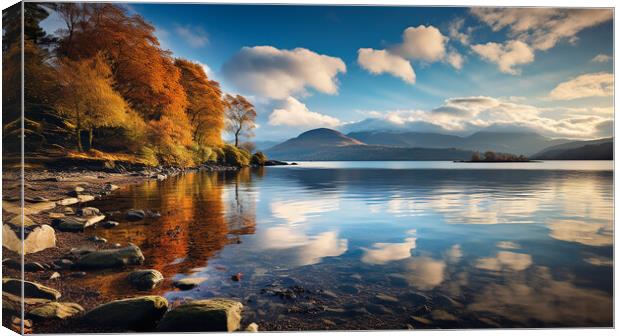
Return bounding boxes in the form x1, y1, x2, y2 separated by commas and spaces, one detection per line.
102, 221, 119, 228
88, 236, 108, 243
48, 272, 61, 280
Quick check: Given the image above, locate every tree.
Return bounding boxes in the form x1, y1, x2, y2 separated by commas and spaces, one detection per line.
55, 53, 127, 151
175, 59, 226, 147
224, 94, 256, 147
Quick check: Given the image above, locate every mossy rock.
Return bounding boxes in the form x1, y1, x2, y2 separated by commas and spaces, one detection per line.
156, 298, 243, 332
75, 245, 144, 269
28, 302, 84, 320
82, 296, 168, 330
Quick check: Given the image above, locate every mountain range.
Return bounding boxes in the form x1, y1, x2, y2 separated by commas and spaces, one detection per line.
264, 128, 613, 161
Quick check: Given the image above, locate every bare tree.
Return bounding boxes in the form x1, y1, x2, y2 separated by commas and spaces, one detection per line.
225, 94, 256, 147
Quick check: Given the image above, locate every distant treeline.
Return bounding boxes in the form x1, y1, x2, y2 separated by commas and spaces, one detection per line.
469, 151, 529, 162
3, 3, 258, 167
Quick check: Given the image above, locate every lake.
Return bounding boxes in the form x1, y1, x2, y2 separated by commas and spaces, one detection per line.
83, 161, 613, 330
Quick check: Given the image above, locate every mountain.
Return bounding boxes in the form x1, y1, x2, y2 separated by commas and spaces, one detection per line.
254, 140, 282, 151
532, 138, 613, 160
265, 128, 473, 161
347, 130, 572, 155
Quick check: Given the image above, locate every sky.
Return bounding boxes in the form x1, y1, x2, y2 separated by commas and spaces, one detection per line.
42, 5, 614, 141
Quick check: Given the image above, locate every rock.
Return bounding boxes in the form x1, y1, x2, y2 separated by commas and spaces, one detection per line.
410, 316, 432, 325
3, 201, 55, 215
48, 272, 61, 280
48, 212, 65, 219
28, 302, 84, 320
104, 183, 119, 191
68, 187, 85, 197
128, 269, 164, 290
25, 196, 50, 203
431, 310, 457, 321
231, 272, 243, 281
69, 272, 87, 278
78, 207, 101, 216
52, 215, 105, 232
2, 258, 21, 270
10, 316, 32, 334
57, 197, 79, 206
375, 293, 399, 303
156, 298, 243, 332
7, 214, 35, 226
3, 224, 56, 254
75, 245, 145, 269
3, 278, 61, 301
112, 243, 122, 248
126, 209, 146, 221
82, 296, 168, 330
63, 207, 75, 215
155, 174, 167, 181
245, 322, 259, 332
88, 236, 108, 243
77, 194, 95, 203
52, 259, 74, 270
102, 220, 119, 228
173, 277, 207, 290
24, 262, 47, 272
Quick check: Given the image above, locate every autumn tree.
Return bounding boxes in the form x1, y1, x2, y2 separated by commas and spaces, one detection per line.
175, 59, 226, 147
55, 53, 127, 151
225, 94, 257, 147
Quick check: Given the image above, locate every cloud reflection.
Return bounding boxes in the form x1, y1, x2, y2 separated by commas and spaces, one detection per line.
261, 226, 347, 266
475, 251, 533, 272
361, 237, 417, 265
547, 219, 612, 247
405, 257, 446, 290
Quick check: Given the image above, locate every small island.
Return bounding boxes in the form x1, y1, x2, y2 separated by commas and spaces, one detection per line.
455, 151, 532, 163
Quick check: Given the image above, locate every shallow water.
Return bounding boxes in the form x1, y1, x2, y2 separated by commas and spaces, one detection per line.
87, 161, 613, 329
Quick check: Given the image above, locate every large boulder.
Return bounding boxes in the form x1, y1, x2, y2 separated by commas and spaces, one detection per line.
75, 245, 145, 269
128, 269, 164, 290
3, 224, 56, 254
52, 215, 105, 232
82, 296, 168, 330
156, 299, 243, 332
28, 302, 84, 320
3, 278, 61, 301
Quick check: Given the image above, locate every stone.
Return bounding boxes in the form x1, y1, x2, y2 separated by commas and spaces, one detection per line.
7, 214, 35, 226
82, 296, 168, 330
104, 183, 119, 191
78, 207, 101, 216
88, 236, 108, 243
126, 209, 146, 221
155, 174, 167, 181
53, 215, 105, 232
63, 207, 75, 215
48, 212, 65, 219
25, 196, 50, 203
3, 224, 56, 254
28, 302, 84, 320
69, 272, 87, 278
3, 278, 61, 301
77, 194, 95, 203
52, 259, 74, 270
410, 316, 432, 325
2, 258, 21, 270
57, 197, 79, 206
431, 310, 457, 321
375, 293, 399, 303
24, 262, 46, 272
102, 221, 119, 228
128, 269, 164, 290
231, 273, 242, 281
245, 322, 259, 332
156, 298, 243, 332
173, 277, 207, 290
49, 272, 61, 280
75, 245, 145, 269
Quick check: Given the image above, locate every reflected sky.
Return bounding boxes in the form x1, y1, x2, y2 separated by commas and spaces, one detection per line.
79, 161, 612, 329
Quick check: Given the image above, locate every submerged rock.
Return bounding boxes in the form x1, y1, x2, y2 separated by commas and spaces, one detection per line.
82, 296, 168, 330
102, 221, 119, 228
173, 277, 207, 290
75, 245, 145, 269
126, 209, 146, 221
3, 278, 61, 301
28, 302, 84, 320
156, 298, 243, 332
128, 269, 164, 290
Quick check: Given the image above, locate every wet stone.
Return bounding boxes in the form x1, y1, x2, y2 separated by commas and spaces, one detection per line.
126, 209, 146, 221
128, 269, 164, 290
173, 277, 207, 290
102, 221, 119, 228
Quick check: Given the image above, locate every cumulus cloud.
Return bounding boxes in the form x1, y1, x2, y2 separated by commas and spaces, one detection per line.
174, 24, 209, 48
591, 54, 612, 63
357, 25, 462, 83
341, 95, 613, 139
448, 18, 471, 45
471, 8, 612, 51
269, 97, 341, 128
548, 72, 614, 100
222, 46, 346, 100
357, 48, 416, 84
471, 40, 534, 74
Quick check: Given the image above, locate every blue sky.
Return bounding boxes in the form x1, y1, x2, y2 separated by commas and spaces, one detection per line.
42, 5, 614, 141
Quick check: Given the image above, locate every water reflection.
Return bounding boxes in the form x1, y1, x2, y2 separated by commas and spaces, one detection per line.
77, 163, 612, 329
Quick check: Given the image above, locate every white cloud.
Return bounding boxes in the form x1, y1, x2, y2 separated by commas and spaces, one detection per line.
476, 251, 533, 272
549, 72, 614, 100
471, 8, 612, 51
446, 51, 464, 70
591, 54, 612, 63
448, 18, 471, 45
361, 237, 417, 265
269, 97, 341, 128
405, 257, 446, 290
396, 25, 447, 62
222, 46, 346, 100
547, 219, 612, 247
197, 62, 211, 76
357, 48, 416, 84
174, 24, 209, 48
471, 40, 534, 75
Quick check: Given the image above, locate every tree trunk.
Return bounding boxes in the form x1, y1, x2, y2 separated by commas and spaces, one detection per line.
88, 128, 94, 150
235, 129, 241, 147
75, 128, 83, 152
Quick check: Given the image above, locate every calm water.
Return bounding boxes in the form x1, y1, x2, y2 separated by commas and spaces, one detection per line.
83, 161, 613, 330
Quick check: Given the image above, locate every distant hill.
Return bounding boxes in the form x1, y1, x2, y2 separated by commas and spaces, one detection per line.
347, 130, 571, 155
532, 138, 613, 160
265, 128, 473, 161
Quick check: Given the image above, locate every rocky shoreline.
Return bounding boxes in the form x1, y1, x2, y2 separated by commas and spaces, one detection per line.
2, 163, 261, 333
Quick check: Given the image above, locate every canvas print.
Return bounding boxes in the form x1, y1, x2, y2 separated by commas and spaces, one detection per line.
1, 2, 614, 333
